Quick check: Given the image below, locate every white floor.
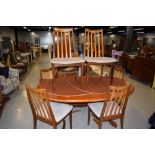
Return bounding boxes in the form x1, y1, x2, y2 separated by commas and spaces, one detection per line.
0, 53, 155, 129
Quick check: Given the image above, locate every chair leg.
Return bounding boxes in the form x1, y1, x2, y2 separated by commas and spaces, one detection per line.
101, 64, 104, 77
62, 120, 66, 129
81, 63, 84, 87
33, 117, 37, 129
98, 121, 102, 129
110, 64, 114, 85
52, 65, 55, 89
120, 117, 124, 129
69, 111, 72, 129
88, 107, 90, 125
86, 63, 90, 86
53, 126, 57, 129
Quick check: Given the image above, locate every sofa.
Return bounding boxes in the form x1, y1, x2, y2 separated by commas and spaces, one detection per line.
0, 65, 19, 95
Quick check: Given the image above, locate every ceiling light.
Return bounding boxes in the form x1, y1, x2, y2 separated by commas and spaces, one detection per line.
107, 32, 112, 34
134, 28, 144, 31
23, 27, 27, 29
28, 29, 31, 32
49, 27, 51, 30
136, 32, 144, 33
109, 26, 117, 29
118, 30, 125, 32
74, 28, 78, 30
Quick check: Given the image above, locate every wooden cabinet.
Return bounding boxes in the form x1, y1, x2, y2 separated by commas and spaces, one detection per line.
133, 56, 155, 86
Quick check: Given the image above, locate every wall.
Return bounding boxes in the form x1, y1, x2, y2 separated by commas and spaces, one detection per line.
18, 31, 53, 48
137, 33, 155, 46
0, 27, 15, 41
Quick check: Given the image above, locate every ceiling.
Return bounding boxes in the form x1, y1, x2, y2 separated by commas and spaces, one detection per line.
9, 26, 155, 35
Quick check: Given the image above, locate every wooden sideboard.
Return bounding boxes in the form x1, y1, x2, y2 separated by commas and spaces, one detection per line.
133, 56, 155, 86
119, 54, 155, 86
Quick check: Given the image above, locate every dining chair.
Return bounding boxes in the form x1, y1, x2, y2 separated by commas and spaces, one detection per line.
109, 65, 125, 80
84, 28, 117, 85
51, 28, 85, 89
88, 83, 131, 129
40, 68, 53, 79
26, 86, 73, 129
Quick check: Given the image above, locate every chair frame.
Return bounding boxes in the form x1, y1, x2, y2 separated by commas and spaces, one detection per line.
88, 84, 131, 129
52, 28, 84, 89
84, 28, 106, 85
26, 86, 72, 129
40, 68, 53, 80
109, 65, 125, 80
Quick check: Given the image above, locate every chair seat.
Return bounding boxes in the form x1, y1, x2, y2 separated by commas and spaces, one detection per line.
50, 102, 73, 122
51, 57, 85, 65
85, 57, 117, 63
88, 101, 120, 118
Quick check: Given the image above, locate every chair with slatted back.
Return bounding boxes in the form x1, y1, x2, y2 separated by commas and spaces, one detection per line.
109, 65, 125, 80
51, 28, 85, 89
26, 86, 73, 129
40, 68, 53, 80
84, 28, 117, 85
88, 83, 131, 129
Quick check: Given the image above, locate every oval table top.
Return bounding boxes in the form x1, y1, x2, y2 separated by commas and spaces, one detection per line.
37, 76, 133, 105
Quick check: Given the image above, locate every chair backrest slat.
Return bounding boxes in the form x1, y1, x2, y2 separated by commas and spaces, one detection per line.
26, 86, 56, 123
100, 84, 130, 118
61, 32, 63, 58
94, 33, 97, 57
84, 29, 104, 58
53, 28, 74, 58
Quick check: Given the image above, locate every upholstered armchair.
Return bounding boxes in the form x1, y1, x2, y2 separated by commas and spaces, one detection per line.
0, 68, 19, 95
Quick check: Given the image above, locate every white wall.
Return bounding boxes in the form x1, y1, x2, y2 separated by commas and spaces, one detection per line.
18, 31, 53, 48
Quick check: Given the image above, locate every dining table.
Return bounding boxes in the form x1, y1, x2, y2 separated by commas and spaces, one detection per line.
37, 76, 133, 107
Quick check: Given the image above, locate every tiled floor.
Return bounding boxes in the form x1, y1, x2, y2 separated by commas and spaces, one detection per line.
0, 54, 155, 129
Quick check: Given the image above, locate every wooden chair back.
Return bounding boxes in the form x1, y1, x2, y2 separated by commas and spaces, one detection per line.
100, 84, 130, 118
26, 86, 55, 123
84, 28, 104, 57
113, 65, 124, 79
40, 68, 53, 79
53, 28, 75, 58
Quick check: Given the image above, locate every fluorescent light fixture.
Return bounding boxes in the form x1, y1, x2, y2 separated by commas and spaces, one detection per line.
109, 26, 117, 29
136, 31, 144, 33
107, 32, 112, 34
134, 28, 144, 31
23, 27, 27, 29
118, 30, 125, 32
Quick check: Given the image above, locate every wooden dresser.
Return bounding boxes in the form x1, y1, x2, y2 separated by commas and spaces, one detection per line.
133, 56, 155, 86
